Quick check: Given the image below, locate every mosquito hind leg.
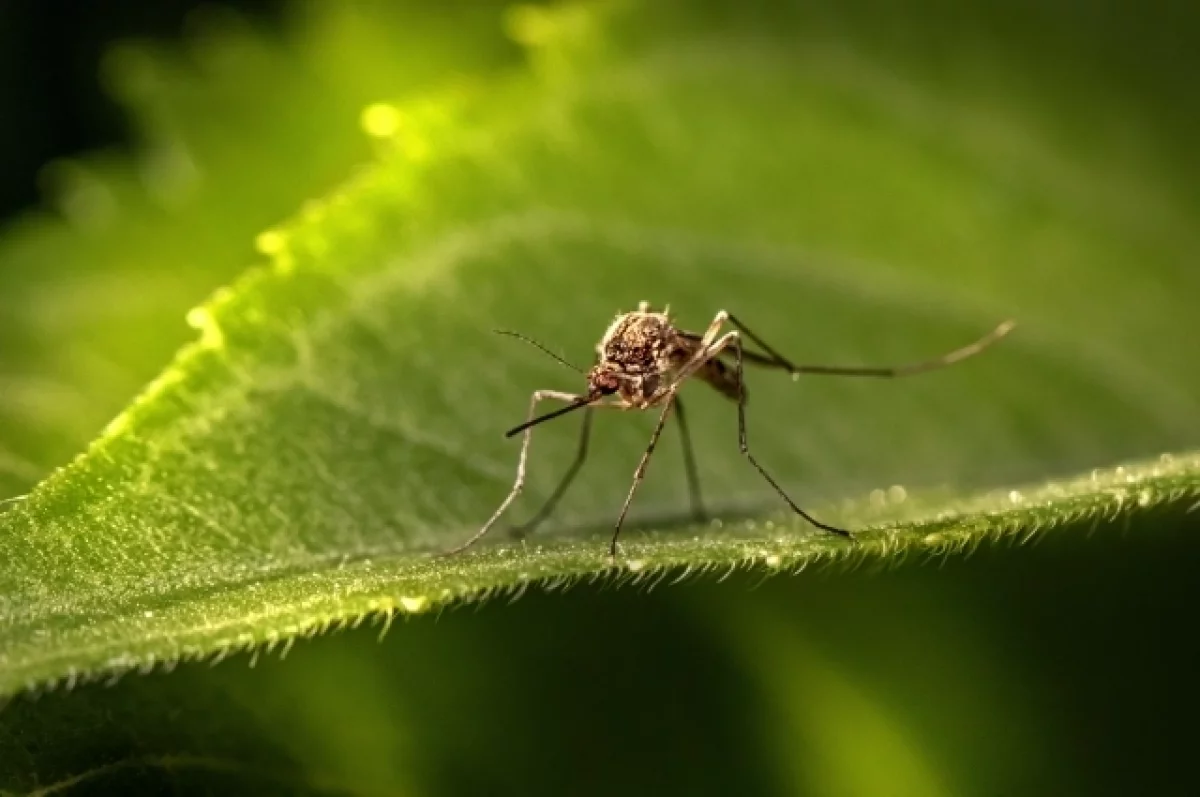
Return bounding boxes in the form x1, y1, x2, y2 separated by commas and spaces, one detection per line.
442, 389, 583, 556
724, 312, 1016, 378
724, 312, 795, 371
721, 331, 852, 538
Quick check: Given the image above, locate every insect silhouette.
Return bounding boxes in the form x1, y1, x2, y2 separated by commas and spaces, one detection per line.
444, 302, 1015, 559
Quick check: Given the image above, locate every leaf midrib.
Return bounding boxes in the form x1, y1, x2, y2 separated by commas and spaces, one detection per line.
4, 452, 1198, 697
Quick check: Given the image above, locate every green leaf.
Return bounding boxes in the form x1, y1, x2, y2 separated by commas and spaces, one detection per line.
3, 0, 1200, 713
0, 2, 522, 499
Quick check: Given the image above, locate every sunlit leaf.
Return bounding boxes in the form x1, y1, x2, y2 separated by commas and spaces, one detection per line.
0, 1, 520, 499
3, 0, 1199, 706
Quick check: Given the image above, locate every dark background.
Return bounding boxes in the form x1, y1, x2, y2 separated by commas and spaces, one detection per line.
0, 0, 282, 220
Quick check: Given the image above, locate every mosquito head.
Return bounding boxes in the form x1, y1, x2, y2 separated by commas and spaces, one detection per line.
586, 363, 624, 398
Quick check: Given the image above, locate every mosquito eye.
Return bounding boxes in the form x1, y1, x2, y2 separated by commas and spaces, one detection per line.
596, 374, 622, 394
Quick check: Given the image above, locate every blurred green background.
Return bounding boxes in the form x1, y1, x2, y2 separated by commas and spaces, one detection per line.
2, 1, 1199, 795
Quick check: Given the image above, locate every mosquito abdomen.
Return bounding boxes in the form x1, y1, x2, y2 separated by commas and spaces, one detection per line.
699, 357, 744, 401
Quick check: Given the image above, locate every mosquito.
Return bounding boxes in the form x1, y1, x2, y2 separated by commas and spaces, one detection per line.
444, 302, 1015, 559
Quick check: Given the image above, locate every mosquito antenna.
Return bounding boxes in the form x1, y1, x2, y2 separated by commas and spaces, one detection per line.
505, 397, 594, 438
494, 329, 585, 374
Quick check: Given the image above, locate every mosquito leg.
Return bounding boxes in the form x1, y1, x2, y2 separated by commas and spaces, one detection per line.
725, 312, 795, 370
510, 406, 594, 539
442, 389, 583, 556
725, 312, 1016, 378
672, 395, 706, 521
698, 310, 730, 349
726, 333, 852, 538
610, 396, 676, 559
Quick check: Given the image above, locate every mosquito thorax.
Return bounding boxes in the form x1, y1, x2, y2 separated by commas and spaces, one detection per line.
597, 310, 679, 376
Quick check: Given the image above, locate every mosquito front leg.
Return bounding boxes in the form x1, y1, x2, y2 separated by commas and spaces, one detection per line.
610, 394, 677, 558
442, 389, 584, 556
511, 406, 594, 539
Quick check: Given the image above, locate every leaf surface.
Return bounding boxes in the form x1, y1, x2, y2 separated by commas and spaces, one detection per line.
0, 2, 520, 499
2, 0, 1200, 701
